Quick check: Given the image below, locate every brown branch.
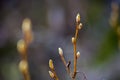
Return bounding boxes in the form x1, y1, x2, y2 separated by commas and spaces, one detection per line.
72, 13, 81, 79
17, 18, 33, 80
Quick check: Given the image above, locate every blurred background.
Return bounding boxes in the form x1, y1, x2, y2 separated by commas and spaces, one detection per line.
0, 0, 120, 80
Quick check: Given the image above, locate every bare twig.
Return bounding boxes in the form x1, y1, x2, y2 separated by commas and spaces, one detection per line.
72, 13, 82, 79
58, 48, 72, 79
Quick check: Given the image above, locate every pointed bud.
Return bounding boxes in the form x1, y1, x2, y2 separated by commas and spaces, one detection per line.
49, 71, 55, 78
72, 37, 75, 43
49, 59, 54, 70
77, 51, 80, 59
22, 18, 33, 44
58, 47, 63, 56
76, 13, 80, 23
19, 60, 28, 74
17, 39, 26, 54
22, 18, 31, 33
78, 23, 82, 30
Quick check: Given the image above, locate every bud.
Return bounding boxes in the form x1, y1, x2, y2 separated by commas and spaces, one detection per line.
72, 37, 75, 43
19, 60, 28, 74
58, 47, 63, 56
76, 51, 80, 59
76, 13, 80, 23
22, 18, 33, 44
17, 39, 26, 54
22, 18, 31, 33
49, 59, 54, 70
49, 71, 55, 78
78, 23, 82, 30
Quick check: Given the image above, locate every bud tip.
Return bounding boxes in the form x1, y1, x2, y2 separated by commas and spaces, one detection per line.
58, 47, 63, 56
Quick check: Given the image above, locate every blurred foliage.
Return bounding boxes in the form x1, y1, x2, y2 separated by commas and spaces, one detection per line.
1, 63, 20, 80
93, 28, 118, 65
87, 4, 103, 26
0, 41, 16, 58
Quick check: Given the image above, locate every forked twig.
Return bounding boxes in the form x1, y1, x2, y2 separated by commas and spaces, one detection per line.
49, 13, 84, 80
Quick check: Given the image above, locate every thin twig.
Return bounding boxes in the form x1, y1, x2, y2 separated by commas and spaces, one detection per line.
72, 27, 79, 78
59, 48, 73, 79
72, 14, 80, 79
52, 69, 59, 80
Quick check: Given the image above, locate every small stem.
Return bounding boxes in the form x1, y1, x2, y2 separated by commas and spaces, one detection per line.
73, 42, 77, 78
20, 42, 30, 80
23, 70, 31, 80
54, 72, 59, 80
75, 25, 79, 40
60, 55, 67, 67
51, 69, 59, 80
73, 24, 79, 79
60, 54, 72, 79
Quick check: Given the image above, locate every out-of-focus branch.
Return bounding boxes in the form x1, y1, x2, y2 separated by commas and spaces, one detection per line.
17, 18, 33, 80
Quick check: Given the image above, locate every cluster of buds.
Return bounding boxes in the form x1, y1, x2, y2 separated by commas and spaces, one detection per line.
49, 59, 59, 80
17, 18, 33, 80
48, 13, 86, 80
